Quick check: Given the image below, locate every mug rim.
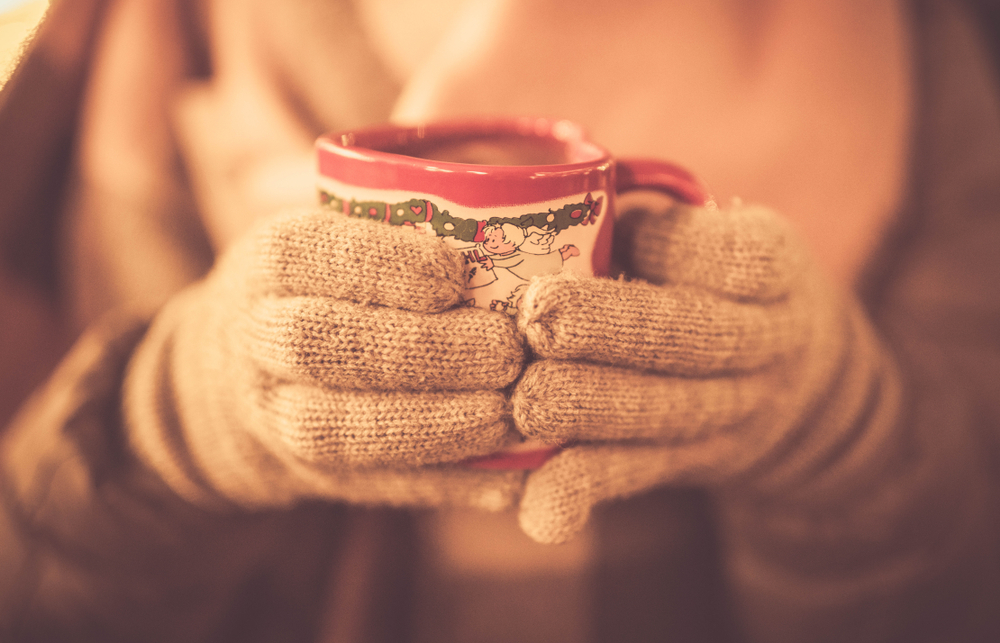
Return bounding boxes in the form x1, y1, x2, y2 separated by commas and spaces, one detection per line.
316, 117, 615, 208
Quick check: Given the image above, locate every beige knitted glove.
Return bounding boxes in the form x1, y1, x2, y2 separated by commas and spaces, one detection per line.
513, 201, 905, 543
124, 209, 527, 511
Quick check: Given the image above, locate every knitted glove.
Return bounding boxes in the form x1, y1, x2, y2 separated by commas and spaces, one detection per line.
513, 201, 905, 543
124, 209, 527, 511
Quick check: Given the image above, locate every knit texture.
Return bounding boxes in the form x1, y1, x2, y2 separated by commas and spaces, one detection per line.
125, 209, 527, 510
513, 203, 905, 544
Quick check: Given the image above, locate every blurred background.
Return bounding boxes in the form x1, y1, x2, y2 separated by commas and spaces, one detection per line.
0, 0, 46, 87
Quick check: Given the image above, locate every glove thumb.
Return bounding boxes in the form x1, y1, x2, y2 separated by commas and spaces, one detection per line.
518, 450, 598, 544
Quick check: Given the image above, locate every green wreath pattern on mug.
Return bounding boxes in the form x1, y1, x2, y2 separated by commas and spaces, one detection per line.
319, 190, 602, 239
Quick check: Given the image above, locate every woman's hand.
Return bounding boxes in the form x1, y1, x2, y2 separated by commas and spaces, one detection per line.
125, 209, 529, 511
513, 202, 903, 543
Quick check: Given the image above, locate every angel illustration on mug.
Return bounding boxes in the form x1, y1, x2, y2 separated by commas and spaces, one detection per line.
461, 223, 579, 311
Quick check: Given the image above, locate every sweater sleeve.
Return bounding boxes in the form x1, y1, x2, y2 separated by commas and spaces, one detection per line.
715, 2, 1000, 641
0, 310, 351, 643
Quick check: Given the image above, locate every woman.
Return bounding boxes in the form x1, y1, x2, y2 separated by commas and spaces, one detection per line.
2, 0, 999, 641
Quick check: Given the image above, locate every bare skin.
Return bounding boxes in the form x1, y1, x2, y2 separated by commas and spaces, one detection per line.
381, 0, 913, 287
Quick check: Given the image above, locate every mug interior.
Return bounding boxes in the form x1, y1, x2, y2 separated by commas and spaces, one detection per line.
405, 134, 568, 166
340, 118, 606, 168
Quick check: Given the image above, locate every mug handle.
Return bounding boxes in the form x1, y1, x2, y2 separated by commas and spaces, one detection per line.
616, 158, 715, 207
589, 158, 714, 277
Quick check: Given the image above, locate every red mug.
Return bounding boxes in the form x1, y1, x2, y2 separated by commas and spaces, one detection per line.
315, 117, 712, 469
